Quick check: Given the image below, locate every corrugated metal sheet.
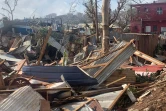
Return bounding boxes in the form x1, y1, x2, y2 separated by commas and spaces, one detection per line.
22, 66, 98, 86
0, 54, 22, 62
132, 65, 164, 72
48, 36, 68, 54
0, 86, 44, 111
92, 90, 122, 110
85, 41, 128, 75
84, 41, 136, 85
0, 62, 12, 73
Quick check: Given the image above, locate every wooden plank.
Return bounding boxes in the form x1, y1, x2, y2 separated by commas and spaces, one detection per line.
9, 37, 22, 52
15, 59, 26, 74
36, 27, 52, 65
81, 63, 107, 69
40, 99, 51, 111
106, 76, 126, 87
103, 69, 136, 86
0, 74, 5, 87
108, 84, 130, 110
74, 98, 94, 111
0, 60, 5, 65
134, 50, 165, 65
8, 59, 27, 87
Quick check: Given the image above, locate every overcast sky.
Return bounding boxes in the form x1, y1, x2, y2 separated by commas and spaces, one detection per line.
0, 0, 153, 19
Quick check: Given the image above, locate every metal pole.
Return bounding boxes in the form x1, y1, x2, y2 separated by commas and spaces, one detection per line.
95, 0, 99, 43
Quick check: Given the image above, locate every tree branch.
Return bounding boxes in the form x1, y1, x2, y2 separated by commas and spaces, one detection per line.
83, 0, 96, 28
12, 0, 18, 11
4, 0, 12, 12
0, 13, 6, 17
1, 0, 19, 20
109, 0, 126, 25
2, 7, 11, 14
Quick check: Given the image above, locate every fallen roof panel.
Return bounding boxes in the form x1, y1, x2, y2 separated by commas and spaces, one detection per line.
83, 41, 136, 85
0, 86, 44, 111
22, 66, 98, 86
92, 90, 122, 110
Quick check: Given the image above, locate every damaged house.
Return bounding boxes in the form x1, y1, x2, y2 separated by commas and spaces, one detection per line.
130, 0, 166, 34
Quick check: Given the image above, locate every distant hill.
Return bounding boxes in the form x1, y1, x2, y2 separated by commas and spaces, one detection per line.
45, 12, 101, 25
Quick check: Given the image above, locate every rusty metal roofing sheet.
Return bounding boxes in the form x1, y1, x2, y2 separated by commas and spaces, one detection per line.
0, 86, 44, 111
83, 41, 136, 85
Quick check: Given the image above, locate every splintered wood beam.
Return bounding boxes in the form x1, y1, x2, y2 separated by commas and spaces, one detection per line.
0, 60, 5, 65
106, 76, 126, 87
74, 98, 94, 111
8, 59, 27, 88
36, 27, 52, 65
108, 84, 130, 110
81, 63, 107, 69
113, 36, 119, 43
134, 50, 165, 65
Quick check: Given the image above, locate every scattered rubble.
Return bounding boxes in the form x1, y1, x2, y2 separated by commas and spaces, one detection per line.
0, 17, 166, 111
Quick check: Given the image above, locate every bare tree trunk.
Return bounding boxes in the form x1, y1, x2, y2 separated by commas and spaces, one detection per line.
92, 19, 96, 29
102, 0, 110, 53
11, 13, 13, 21
95, 0, 99, 42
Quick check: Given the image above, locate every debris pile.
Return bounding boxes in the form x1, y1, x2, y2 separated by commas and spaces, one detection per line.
0, 22, 166, 111
128, 70, 166, 111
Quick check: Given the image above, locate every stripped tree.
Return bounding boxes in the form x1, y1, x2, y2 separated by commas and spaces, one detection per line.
102, 0, 126, 53
102, 0, 110, 53
1, 0, 19, 20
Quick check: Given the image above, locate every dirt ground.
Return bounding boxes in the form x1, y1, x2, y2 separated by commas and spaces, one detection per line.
128, 82, 166, 111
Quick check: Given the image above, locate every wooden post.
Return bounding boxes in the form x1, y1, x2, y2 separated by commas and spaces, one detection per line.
108, 84, 130, 110
83, 36, 87, 47
106, 76, 126, 87
102, 0, 110, 53
40, 99, 51, 111
36, 27, 52, 65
